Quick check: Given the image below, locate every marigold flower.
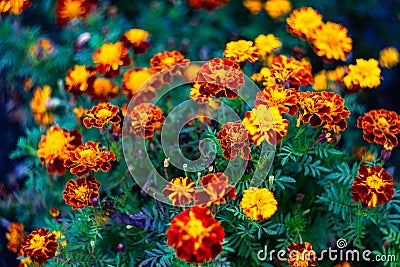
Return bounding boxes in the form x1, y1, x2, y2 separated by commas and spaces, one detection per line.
6, 222, 25, 253
264, 0, 291, 19
311, 22, 352, 62
167, 207, 225, 263
217, 121, 251, 160
352, 166, 396, 208
0, 0, 31, 15
150, 50, 190, 74
379, 47, 399, 68
64, 142, 116, 176
186, 0, 229, 11
239, 187, 278, 220
243, 104, 289, 146
286, 7, 323, 40
49, 207, 60, 217
83, 102, 121, 129
65, 65, 96, 96
29, 38, 55, 60
18, 255, 32, 267
287, 242, 317, 267
52, 231, 67, 247
63, 175, 100, 209
270, 55, 313, 89
162, 177, 196, 206
128, 103, 166, 138
87, 78, 119, 102
351, 147, 375, 163
20, 228, 58, 265
194, 173, 236, 206
120, 28, 151, 54
243, 0, 262, 15
255, 84, 298, 116
224, 40, 258, 63
73, 106, 86, 120
122, 68, 156, 103
251, 67, 276, 86
30, 85, 55, 125
343, 58, 381, 91
357, 109, 400, 148
254, 34, 281, 59
55, 0, 98, 27
92, 42, 131, 78
37, 125, 82, 175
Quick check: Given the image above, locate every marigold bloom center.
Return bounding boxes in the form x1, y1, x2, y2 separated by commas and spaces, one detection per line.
74, 185, 89, 199
29, 234, 46, 250
96, 108, 113, 120
184, 217, 205, 241
377, 117, 390, 130
80, 149, 98, 162
96, 44, 123, 65
366, 175, 385, 190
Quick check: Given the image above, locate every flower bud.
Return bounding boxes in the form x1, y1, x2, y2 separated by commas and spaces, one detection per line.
117, 243, 126, 253
92, 197, 98, 208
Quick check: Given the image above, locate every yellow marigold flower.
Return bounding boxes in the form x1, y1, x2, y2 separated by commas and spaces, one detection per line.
63, 175, 100, 209
30, 85, 55, 125
49, 207, 60, 217
29, 38, 55, 60
162, 177, 196, 206
251, 67, 276, 86
55, 0, 98, 27
122, 68, 155, 104
243, 105, 289, 146
312, 70, 329, 91
0, 0, 31, 15
311, 22, 352, 62
6, 222, 25, 253
313, 67, 346, 91
286, 7, 323, 40
65, 65, 96, 96
254, 34, 281, 59
127, 103, 166, 138
264, 0, 291, 19
92, 42, 131, 78
243, 0, 262, 15
287, 242, 317, 267
255, 84, 298, 116
328, 66, 345, 82
20, 228, 58, 265
352, 166, 396, 208
88, 78, 119, 102
224, 40, 258, 63
239, 187, 278, 220
167, 207, 224, 263
52, 231, 67, 247
344, 58, 381, 91
83, 102, 121, 129
120, 28, 151, 54
379, 47, 399, 68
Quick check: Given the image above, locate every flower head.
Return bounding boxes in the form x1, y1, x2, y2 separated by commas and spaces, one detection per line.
150, 50, 190, 74
286, 7, 323, 40
167, 207, 225, 263
63, 175, 100, 209
37, 125, 82, 175
64, 141, 116, 176
128, 103, 165, 138
216, 121, 251, 160
83, 102, 121, 129
379, 47, 399, 68
120, 28, 150, 54
65, 65, 96, 96
287, 242, 317, 267
264, 0, 291, 19
55, 0, 98, 27
195, 172, 236, 206
92, 42, 131, 78
30, 85, 55, 125
0, 0, 31, 15
255, 84, 298, 116
52, 231, 67, 247
186, 0, 229, 11
29, 38, 55, 60
49, 207, 60, 217
270, 55, 313, 89
20, 228, 58, 265
224, 40, 258, 63
243, 0, 262, 15
352, 166, 396, 208
162, 177, 196, 206
239, 187, 278, 220
122, 68, 155, 103
6, 222, 25, 253
254, 34, 281, 59
88, 78, 119, 102
357, 109, 400, 148
343, 58, 381, 91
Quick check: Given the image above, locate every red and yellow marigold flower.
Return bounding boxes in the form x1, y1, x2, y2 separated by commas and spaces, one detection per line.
128, 103, 165, 138
343, 58, 381, 91
239, 187, 278, 220
92, 42, 131, 78
243, 0, 263, 15
150, 50, 190, 74
29, 38, 55, 60
243, 105, 289, 146
286, 7, 323, 41
379, 47, 399, 68
194, 173, 236, 206
0, 0, 31, 15
270, 55, 313, 89
122, 68, 155, 103
6, 222, 25, 253
62, 175, 100, 209
255, 84, 298, 116
64, 141, 116, 176
83, 102, 121, 129
55, 0, 98, 27
162, 177, 196, 206
49, 207, 60, 218
264, 0, 291, 19
65, 65, 96, 96
20, 228, 58, 265
87, 78, 119, 102
352, 166, 396, 208
224, 40, 258, 63
216, 121, 251, 160
357, 109, 400, 148
186, 0, 229, 11
120, 28, 150, 54
167, 207, 225, 263
30, 85, 55, 125
37, 125, 82, 175
254, 34, 281, 59
287, 242, 317, 267
311, 22, 352, 62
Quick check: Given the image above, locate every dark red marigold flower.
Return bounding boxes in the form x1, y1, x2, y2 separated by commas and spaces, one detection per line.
20, 228, 58, 265
128, 103, 166, 138
83, 102, 121, 129
216, 120, 251, 160
194, 172, 236, 206
287, 242, 317, 267
62, 175, 101, 210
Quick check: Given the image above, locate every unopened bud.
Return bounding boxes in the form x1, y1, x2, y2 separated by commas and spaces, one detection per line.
92, 197, 98, 208
117, 243, 126, 253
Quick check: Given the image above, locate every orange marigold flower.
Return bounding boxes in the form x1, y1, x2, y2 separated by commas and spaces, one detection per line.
379, 47, 400, 68
64, 141, 116, 176
254, 34, 281, 59
352, 165, 396, 208
162, 177, 196, 206
194, 172, 236, 206
239, 187, 278, 220
83, 102, 121, 129
243, 105, 289, 146
286, 7, 323, 41
216, 121, 251, 160
37, 125, 82, 175
92, 42, 131, 78
255, 84, 298, 116
343, 58, 381, 91
0, 0, 31, 15
311, 22, 352, 62
224, 40, 258, 63
6, 222, 25, 253
357, 109, 400, 148
30, 85, 55, 125
287, 242, 317, 267
186, 0, 229, 11
29, 38, 55, 60
49, 207, 60, 217
120, 28, 151, 54
264, 0, 291, 19
63, 175, 100, 209
87, 78, 119, 102
55, 0, 98, 27
65, 65, 96, 96
270, 55, 312, 89
122, 68, 156, 103
128, 103, 165, 138
243, 0, 263, 15
167, 207, 225, 263
20, 228, 58, 265
150, 50, 190, 78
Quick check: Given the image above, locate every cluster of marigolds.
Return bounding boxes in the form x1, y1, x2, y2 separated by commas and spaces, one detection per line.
3, 0, 400, 266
